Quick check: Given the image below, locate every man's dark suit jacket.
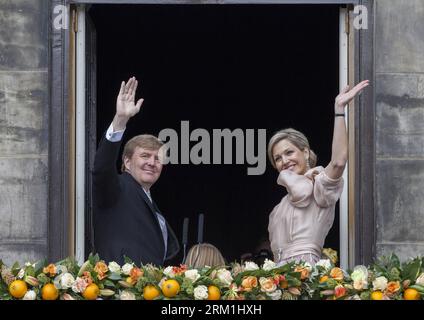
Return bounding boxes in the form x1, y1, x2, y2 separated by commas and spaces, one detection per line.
92, 136, 180, 266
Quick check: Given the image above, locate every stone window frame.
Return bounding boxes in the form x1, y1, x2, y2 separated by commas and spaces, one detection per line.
48, 0, 375, 266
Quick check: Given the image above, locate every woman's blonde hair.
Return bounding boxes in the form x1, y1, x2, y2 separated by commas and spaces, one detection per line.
267, 128, 317, 169
184, 243, 226, 268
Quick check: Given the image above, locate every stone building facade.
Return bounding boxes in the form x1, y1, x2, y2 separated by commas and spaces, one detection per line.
0, 0, 423, 266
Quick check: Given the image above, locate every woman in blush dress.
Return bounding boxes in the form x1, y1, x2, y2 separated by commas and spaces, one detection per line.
267, 80, 369, 266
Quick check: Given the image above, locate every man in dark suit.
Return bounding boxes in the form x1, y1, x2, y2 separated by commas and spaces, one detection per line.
92, 76, 179, 266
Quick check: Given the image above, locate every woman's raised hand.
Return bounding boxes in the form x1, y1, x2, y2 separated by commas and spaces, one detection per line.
116, 76, 144, 119
335, 80, 369, 111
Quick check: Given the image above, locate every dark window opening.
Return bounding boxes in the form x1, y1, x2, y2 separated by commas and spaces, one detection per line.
88, 4, 340, 265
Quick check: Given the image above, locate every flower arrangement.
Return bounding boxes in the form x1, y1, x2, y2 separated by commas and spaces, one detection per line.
1, 253, 423, 300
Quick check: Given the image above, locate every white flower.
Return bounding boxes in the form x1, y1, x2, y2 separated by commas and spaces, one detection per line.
267, 289, 282, 300
163, 266, 176, 278
244, 261, 259, 271
23, 290, 36, 300
217, 269, 233, 287
120, 290, 136, 300
56, 265, 68, 274
193, 285, 209, 300
416, 273, 424, 286
24, 262, 32, 267
350, 266, 368, 290
72, 277, 88, 293
372, 276, 388, 291
121, 263, 134, 275
17, 269, 25, 279
60, 273, 75, 289
184, 269, 200, 283
158, 277, 167, 289
108, 261, 121, 274
315, 259, 332, 270
262, 259, 276, 271
303, 262, 313, 272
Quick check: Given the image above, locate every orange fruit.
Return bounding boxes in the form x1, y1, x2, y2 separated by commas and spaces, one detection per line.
370, 291, 384, 300
41, 283, 59, 300
403, 288, 421, 300
82, 283, 100, 300
207, 285, 221, 300
161, 279, 180, 298
9, 280, 28, 299
280, 280, 288, 289
143, 285, 160, 300
319, 276, 329, 283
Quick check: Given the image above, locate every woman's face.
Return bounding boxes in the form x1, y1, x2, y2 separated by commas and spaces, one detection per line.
272, 139, 309, 174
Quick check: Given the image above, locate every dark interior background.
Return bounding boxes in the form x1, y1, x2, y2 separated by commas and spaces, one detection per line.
89, 4, 341, 265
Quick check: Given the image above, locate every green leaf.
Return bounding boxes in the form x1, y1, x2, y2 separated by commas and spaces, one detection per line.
103, 280, 116, 288
88, 253, 100, 265
123, 256, 134, 264
390, 254, 401, 268
34, 259, 47, 275
401, 258, 422, 282
107, 272, 122, 281
24, 266, 35, 277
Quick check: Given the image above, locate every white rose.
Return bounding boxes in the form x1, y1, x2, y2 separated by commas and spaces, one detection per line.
23, 290, 36, 300
267, 289, 282, 300
60, 273, 75, 289
315, 259, 332, 270
122, 263, 134, 275
120, 290, 136, 300
163, 266, 175, 278
217, 269, 233, 287
353, 279, 368, 291
415, 273, 424, 286
244, 261, 259, 271
17, 269, 25, 279
108, 261, 121, 274
262, 259, 276, 271
193, 285, 209, 300
372, 276, 388, 291
351, 266, 368, 290
184, 269, 200, 283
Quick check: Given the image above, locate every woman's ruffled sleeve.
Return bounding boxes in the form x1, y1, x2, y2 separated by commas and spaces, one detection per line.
277, 170, 313, 207
313, 170, 344, 208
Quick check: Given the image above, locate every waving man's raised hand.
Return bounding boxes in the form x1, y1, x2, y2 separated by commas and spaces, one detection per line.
113, 77, 144, 131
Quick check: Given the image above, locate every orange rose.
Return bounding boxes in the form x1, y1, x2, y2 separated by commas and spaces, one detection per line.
94, 261, 109, 280
330, 267, 344, 281
82, 271, 93, 285
385, 281, 400, 295
294, 266, 310, 280
130, 267, 144, 282
43, 264, 57, 277
241, 276, 258, 292
259, 277, 277, 293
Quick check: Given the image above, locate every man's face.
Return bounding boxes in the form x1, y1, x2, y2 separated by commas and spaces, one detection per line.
124, 146, 163, 189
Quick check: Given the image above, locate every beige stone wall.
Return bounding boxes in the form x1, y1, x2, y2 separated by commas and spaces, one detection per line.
0, 0, 48, 265
375, 0, 424, 260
